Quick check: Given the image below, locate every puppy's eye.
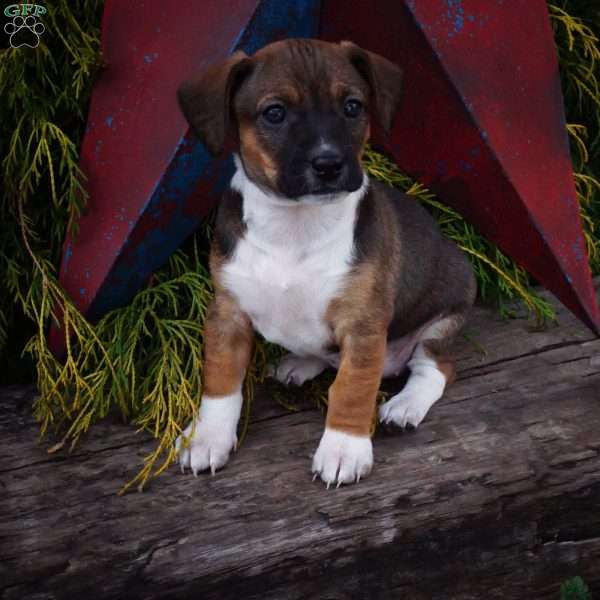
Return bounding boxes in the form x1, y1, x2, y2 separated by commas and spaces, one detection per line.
262, 104, 286, 125
343, 99, 363, 118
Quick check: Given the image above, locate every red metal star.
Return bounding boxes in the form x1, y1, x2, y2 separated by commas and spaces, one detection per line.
49, 0, 599, 356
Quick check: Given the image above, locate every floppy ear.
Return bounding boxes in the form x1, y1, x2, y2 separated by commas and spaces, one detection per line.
177, 50, 253, 155
340, 41, 403, 134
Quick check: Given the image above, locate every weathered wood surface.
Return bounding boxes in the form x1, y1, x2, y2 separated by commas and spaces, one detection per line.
1, 282, 600, 600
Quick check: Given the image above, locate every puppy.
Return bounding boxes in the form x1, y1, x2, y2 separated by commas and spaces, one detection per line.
175, 39, 476, 487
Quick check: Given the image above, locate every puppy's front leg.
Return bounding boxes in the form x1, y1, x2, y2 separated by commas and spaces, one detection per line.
177, 291, 253, 475
312, 330, 386, 487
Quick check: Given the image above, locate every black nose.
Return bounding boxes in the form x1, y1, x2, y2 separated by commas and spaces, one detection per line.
311, 153, 344, 181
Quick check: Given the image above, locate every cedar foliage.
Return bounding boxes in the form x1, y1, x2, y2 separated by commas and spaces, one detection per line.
561, 576, 591, 600
0, 1, 598, 491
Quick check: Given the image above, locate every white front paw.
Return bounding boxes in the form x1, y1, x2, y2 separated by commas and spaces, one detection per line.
312, 428, 373, 487
273, 354, 327, 386
176, 392, 243, 476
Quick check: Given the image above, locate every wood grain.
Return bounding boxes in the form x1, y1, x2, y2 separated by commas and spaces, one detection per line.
1, 281, 599, 599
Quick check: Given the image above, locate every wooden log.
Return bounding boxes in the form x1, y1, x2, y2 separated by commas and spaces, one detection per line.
1, 281, 600, 599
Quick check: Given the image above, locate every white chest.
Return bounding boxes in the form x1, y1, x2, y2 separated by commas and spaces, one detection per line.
220, 163, 368, 358
222, 235, 351, 356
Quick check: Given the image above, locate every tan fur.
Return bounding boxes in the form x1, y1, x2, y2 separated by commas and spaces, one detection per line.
424, 343, 457, 386
329, 80, 367, 103
202, 258, 253, 397
326, 333, 387, 435
325, 263, 393, 435
327, 263, 393, 340
436, 358, 456, 385
422, 319, 464, 388
257, 87, 302, 107
239, 121, 278, 186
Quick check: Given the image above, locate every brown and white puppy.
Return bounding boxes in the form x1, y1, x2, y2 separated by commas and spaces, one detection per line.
175, 39, 476, 487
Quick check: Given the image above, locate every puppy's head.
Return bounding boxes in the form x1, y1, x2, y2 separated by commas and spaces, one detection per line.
178, 39, 403, 200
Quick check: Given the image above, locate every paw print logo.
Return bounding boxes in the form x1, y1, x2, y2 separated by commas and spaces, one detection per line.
4, 15, 45, 48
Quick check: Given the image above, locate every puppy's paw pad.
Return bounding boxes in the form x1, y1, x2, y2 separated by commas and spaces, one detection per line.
312, 428, 373, 487
273, 354, 327, 386
176, 419, 237, 476
379, 391, 431, 429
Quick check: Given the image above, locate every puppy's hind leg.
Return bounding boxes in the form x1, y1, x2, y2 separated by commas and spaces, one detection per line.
379, 315, 463, 429
272, 354, 328, 386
